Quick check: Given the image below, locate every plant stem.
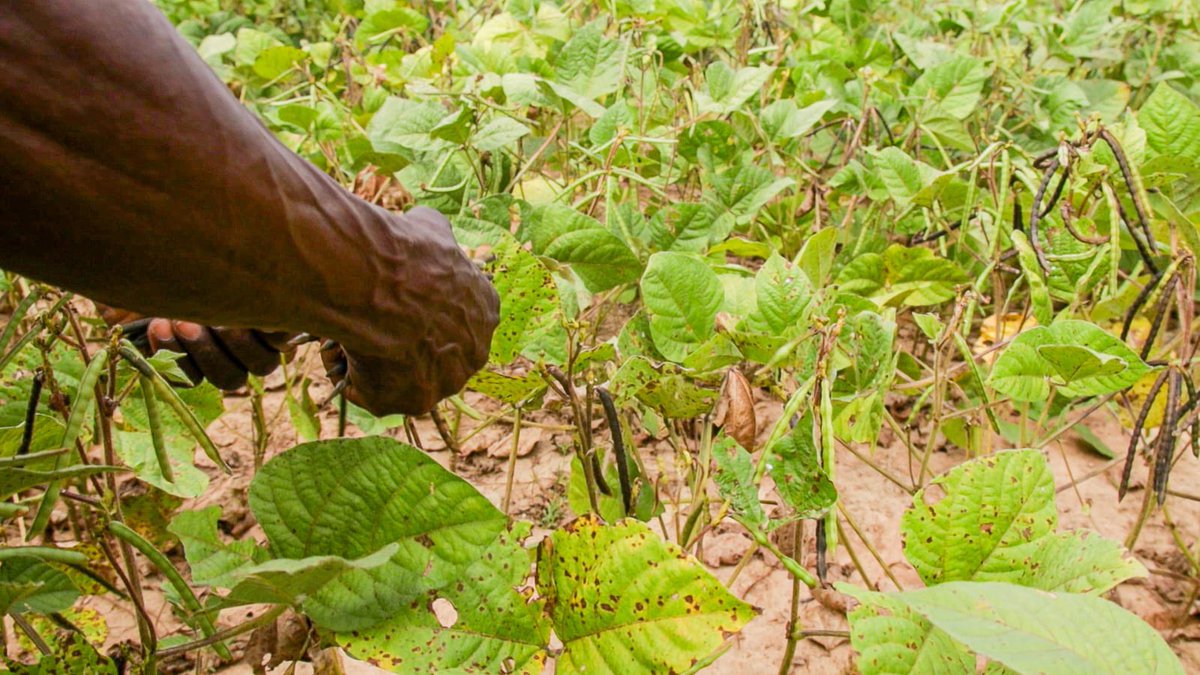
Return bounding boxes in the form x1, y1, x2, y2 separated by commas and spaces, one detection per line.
502, 407, 521, 515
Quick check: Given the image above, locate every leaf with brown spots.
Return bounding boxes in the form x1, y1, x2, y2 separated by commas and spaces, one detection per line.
334, 523, 549, 674
537, 515, 755, 673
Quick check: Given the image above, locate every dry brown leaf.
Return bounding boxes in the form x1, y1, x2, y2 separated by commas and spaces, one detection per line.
716, 368, 757, 450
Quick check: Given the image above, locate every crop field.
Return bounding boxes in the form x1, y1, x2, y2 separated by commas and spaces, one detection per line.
5, 0, 1200, 672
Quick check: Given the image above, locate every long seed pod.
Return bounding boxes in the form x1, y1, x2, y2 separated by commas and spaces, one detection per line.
16, 369, 44, 455
0, 546, 88, 565
0, 448, 68, 468
139, 373, 175, 483
1120, 368, 1171, 500
28, 348, 110, 540
1027, 158, 1062, 273
108, 521, 231, 660
60, 348, 110, 449
1140, 273, 1178, 361
1153, 371, 1183, 505
118, 342, 229, 473
0, 286, 43, 353
1122, 269, 1166, 342
597, 388, 633, 515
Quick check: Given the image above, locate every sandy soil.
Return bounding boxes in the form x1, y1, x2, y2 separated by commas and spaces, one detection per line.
8, 343, 1200, 674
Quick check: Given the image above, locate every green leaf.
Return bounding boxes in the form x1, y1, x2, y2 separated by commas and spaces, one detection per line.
222, 545, 400, 607
988, 321, 1154, 402
895, 581, 1184, 675
367, 97, 456, 158
641, 252, 723, 362
248, 437, 507, 631
879, 245, 968, 307
901, 450, 1057, 586
798, 227, 839, 286
568, 455, 625, 523
841, 584, 973, 675
523, 205, 642, 292
1019, 531, 1146, 594
554, 21, 626, 101
759, 99, 837, 141
537, 515, 755, 673
768, 419, 837, 520
608, 356, 718, 418
252, 45, 306, 79
872, 148, 948, 207
1035, 345, 1126, 382
356, 8, 430, 47
0, 558, 77, 614
910, 55, 991, 119
695, 62, 775, 115
1139, 84, 1200, 161
168, 506, 269, 588
704, 165, 795, 232
488, 237, 560, 364
712, 435, 766, 528
749, 253, 813, 335
471, 116, 531, 152
336, 523, 550, 674
467, 369, 548, 407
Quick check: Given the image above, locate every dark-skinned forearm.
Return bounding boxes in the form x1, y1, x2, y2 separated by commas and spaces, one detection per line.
0, 0, 405, 357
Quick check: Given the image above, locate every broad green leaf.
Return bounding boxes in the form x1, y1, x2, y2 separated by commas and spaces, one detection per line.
221, 545, 400, 607
768, 419, 837, 519
336, 524, 550, 674
0, 558, 77, 614
759, 99, 837, 141
657, 202, 724, 253
471, 116, 531, 152
704, 165, 795, 233
117, 381, 225, 498
1035, 344, 1126, 382
798, 227, 839, 287
910, 55, 991, 119
523, 205, 642, 292
608, 356, 717, 418
879, 245, 968, 307
367, 97, 456, 158
537, 515, 755, 673
1139, 83, 1200, 161
748, 253, 812, 336
712, 435, 766, 528
489, 237, 560, 364
252, 45, 306, 80
248, 437, 507, 631
1019, 531, 1145, 594
554, 21, 626, 101
356, 8, 429, 47
841, 584, 973, 675
641, 252, 723, 362
872, 148, 947, 207
988, 321, 1154, 402
694, 62, 775, 115
902, 450, 1057, 586
3, 633, 117, 674
896, 582, 1184, 675
168, 506, 269, 588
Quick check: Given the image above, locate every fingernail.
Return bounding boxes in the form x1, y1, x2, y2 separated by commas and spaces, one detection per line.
321, 339, 338, 352
328, 361, 347, 377
174, 322, 204, 341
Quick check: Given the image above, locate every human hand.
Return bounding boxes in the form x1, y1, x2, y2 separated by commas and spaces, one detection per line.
317, 207, 499, 416
98, 305, 294, 390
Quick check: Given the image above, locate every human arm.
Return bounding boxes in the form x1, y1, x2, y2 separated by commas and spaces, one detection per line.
0, 0, 498, 414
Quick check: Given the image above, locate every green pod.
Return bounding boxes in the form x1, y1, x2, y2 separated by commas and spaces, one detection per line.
28, 348, 111, 540
0, 286, 43, 353
60, 348, 110, 449
0, 545, 88, 565
139, 373, 175, 483
118, 343, 229, 473
107, 521, 231, 659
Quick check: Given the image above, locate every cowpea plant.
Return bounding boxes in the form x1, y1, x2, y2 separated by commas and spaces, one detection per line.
6, 0, 1200, 671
